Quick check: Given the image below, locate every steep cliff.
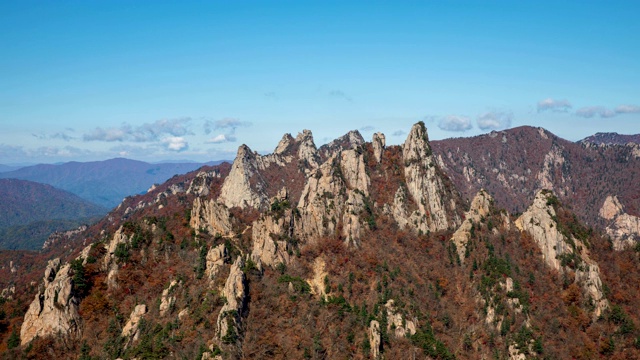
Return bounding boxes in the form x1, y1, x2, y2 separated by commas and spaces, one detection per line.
515, 190, 608, 319
20, 259, 81, 345
400, 122, 461, 233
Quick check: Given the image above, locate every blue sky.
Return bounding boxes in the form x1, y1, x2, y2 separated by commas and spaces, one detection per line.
1, 1, 639, 164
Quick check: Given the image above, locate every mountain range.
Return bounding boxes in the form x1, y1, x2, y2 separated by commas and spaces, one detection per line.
580, 132, 640, 145
0, 179, 106, 250
0, 158, 225, 209
0, 124, 639, 359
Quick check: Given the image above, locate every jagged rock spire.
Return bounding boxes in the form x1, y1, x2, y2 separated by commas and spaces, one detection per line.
400, 122, 461, 232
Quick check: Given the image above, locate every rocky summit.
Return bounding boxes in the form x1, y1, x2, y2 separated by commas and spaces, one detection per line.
1, 122, 640, 359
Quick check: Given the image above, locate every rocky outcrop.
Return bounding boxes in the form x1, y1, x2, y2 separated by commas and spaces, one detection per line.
369, 320, 381, 359
159, 280, 178, 316
515, 191, 574, 271
318, 130, 364, 161
372, 132, 386, 163
536, 145, 570, 196
206, 244, 228, 281
451, 190, 493, 263
385, 186, 411, 230
20, 258, 81, 345
219, 130, 320, 210
250, 191, 294, 267
308, 257, 328, 299
102, 226, 130, 290
515, 190, 608, 318
219, 145, 269, 209
599, 195, 640, 250
122, 304, 147, 347
296, 149, 370, 245
191, 198, 233, 236
385, 300, 416, 338
216, 257, 247, 343
293, 130, 320, 170
402, 122, 460, 233
187, 169, 222, 196
43, 225, 87, 249
1, 285, 15, 300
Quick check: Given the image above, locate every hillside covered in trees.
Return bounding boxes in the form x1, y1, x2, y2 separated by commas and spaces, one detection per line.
0, 124, 639, 360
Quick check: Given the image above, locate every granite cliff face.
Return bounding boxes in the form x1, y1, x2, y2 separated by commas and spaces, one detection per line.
599, 195, 640, 250
451, 189, 494, 263
20, 258, 81, 345
219, 130, 319, 210
399, 122, 461, 233
215, 257, 247, 345
190, 197, 233, 236
515, 190, 608, 318
296, 147, 371, 246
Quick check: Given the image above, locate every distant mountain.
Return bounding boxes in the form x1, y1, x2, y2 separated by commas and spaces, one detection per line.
0, 158, 227, 209
580, 132, 640, 145
0, 219, 92, 250
0, 165, 21, 173
431, 126, 640, 228
0, 179, 106, 249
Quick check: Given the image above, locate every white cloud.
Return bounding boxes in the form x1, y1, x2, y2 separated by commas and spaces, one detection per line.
615, 104, 640, 114
162, 137, 189, 151
206, 134, 237, 144
438, 115, 472, 132
83, 117, 192, 142
575, 106, 616, 118
477, 111, 513, 130
83, 126, 129, 142
213, 118, 251, 130
359, 125, 375, 132
392, 130, 406, 137
32, 132, 75, 141
537, 98, 572, 113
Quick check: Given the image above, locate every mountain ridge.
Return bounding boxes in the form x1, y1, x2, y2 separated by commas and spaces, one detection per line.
0, 158, 228, 209
0, 123, 639, 359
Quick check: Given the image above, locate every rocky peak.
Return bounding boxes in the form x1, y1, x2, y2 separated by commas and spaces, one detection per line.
219, 144, 268, 209
400, 122, 461, 233
318, 130, 365, 160
274, 133, 295, 155
187, 169, 222, 196
296, 147, 371, 245
372, 132, 386, 163
514, 191, 571, 271
275, 129, 320, 169
295, 130, 320, 169
451, 189, 493, 262
102, 226, 130, 290
515, 190, 608, 318
20, 259, 81, 345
